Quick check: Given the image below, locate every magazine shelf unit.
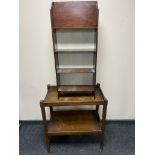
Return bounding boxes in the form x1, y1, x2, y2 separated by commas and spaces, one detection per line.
51, 1, 99, 97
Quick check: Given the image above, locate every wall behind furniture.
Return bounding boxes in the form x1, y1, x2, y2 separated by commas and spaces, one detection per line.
20, 0, 135, 120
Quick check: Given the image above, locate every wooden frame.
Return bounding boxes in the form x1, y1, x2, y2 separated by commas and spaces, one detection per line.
40, 84, 108, 153
50, 1, 99, 98
40, 1, 108, 153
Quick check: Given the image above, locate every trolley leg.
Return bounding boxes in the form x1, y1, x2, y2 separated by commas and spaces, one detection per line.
50, 107, 53, 120
99, 132, 104, 151
45, 135, 50, 153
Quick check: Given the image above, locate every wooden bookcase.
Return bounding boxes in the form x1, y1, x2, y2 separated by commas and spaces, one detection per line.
40, 1, 108, 153
50, 1, 99, 97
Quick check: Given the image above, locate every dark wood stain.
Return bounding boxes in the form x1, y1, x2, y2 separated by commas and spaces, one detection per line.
51, 1, 97, 29
40, 84, 108, 152
50, 1, 99, 97
40, 2, 108, 153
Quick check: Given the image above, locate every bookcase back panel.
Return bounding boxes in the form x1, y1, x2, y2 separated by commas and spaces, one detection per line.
57, 53, 94, 68
56, 29, 96, 50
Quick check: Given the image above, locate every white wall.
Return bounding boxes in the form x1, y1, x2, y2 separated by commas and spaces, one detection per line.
19, 0, 135, 120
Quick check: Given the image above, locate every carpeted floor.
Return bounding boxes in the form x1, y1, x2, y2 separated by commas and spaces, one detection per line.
19, 121, 135, 155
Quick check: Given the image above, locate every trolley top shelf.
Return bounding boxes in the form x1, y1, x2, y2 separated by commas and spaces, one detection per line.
41, 84, 107, 106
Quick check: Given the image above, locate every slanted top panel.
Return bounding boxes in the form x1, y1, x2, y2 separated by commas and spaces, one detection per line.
51, 1, 98, 29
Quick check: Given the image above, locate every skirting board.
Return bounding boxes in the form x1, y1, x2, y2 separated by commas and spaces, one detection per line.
19, 120, 135, 125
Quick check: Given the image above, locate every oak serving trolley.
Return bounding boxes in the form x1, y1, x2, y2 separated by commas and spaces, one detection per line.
40, 84, 108, 152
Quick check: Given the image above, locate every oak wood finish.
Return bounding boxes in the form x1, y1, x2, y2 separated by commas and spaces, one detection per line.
40, 84, 108, 152
43, 85, 104, 106
47, 110, 101, 135
40, 101, 50, 152
51, 1, 97, 29
50, 1, 99, 97
41, 2, 106, 153
58, 85, 95, 93
56, 68, 95, 73
55, 48, 96, 52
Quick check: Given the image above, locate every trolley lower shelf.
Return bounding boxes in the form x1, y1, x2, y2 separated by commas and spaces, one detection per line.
47, 110, 102, 136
